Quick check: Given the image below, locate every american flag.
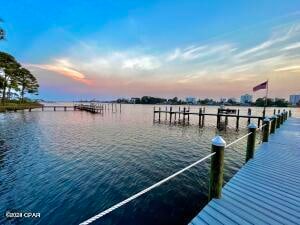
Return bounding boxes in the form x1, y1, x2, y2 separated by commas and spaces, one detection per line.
253, 81, 268, 92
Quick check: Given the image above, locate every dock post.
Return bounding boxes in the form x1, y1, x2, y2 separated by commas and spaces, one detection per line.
246, 123, 257, 162
187, 107, 190, 123
236, 109, 240, 131
29, 108, 32, 112
273, 109, 276, 115
262, 118, 270, 142
158, 107, 161, 122
183, 107, 186, 124
54, 106, 56, 111
289, 110, 292, 117
199, 108, 202, 127
247, 108, 251, 125
280, 113, 284, 125
270, 115, 277, 134
165, 106, 167, 121
202, 107, 205, 127
42, 106, 44, 111
64, 106, 67, 111
153, 107, 156, 121
217, 108, 220, 129
169, 107, 172, 123
276, 114, 281, 128
178, 107, 181, 121
209, 136, 226, 201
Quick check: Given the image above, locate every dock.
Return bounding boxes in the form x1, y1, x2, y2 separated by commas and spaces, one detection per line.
153, 106, 291, 130
189, 117, 300, 225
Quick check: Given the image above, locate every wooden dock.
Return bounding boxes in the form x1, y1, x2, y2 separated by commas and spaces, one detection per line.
153, 106, 290, 130
189, 117, 300, 225
23, 103, 121, 113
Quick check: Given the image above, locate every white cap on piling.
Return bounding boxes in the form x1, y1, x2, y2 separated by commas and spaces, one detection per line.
263, 117, 270, 122
248, 122, 257, 129
271, 115, 277, 119
212, 136, 226, 147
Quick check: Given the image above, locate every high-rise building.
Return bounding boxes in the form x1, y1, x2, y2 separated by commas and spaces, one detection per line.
289, 94, 300, 105
240, 94, 253, 104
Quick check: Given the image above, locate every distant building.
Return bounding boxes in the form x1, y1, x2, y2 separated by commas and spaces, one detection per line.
240, 94, 253, 104
289, 94, 300, 106
186, 97, 197, 105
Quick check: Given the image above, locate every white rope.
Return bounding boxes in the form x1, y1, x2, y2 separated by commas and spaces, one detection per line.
257, 123, 266, 130
79, 152, 215, 225
225, 132, 252, 148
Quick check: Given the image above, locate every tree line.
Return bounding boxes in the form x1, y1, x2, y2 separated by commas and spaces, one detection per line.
116, 96, 290, 107
0, 51, 39, 102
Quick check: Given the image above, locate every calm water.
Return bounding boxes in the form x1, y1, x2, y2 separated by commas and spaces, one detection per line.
0, 104, 299, 225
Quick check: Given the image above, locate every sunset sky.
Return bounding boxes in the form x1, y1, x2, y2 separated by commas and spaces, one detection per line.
1, 0, 300, 100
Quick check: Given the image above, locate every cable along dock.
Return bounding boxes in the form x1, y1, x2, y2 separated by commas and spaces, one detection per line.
79, 109, 297, 225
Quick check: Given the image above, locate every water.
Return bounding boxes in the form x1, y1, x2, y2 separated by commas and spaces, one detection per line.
0, 105, 298, 225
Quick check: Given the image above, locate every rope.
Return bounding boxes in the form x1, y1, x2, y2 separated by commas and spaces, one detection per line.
257, 123, 266, 130
225, 132, 252, 148
79, 152, 215, 225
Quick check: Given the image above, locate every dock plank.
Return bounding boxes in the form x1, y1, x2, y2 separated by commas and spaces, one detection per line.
189, 117, 300, 225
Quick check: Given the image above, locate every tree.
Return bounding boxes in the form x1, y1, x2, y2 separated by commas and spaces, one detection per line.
0, 52, 21, 102
17, 68, 39, 101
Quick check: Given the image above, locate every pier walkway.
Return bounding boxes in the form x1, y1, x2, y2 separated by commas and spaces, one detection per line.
189, 117, 300, 225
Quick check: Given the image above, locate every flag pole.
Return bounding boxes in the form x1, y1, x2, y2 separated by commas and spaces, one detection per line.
263, 80, 269, 118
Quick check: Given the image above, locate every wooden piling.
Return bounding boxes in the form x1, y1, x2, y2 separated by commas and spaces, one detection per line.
29, 108, 32, 112
270, 115, 277, 134
247, 108, 251, 125
183, 107, 186, 124
236, 109, 240, 131
262, 118, 270, 142
54, 106, 56, 111
276, 114, 281, 128
202, 107, 205, 127
217, 108, 221, 129
178, 107, 181, 121
199, 108, 202, 127
209, 136, 226, 201
158, 107, 161, 122
64, 106, 67, 111
289, 110, 292, 117
246, 123, 257, 162
169, 107, 172, 123
153, 107, 155, 121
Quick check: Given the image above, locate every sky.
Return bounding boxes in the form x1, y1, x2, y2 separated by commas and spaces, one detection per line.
0, 0, 300, 101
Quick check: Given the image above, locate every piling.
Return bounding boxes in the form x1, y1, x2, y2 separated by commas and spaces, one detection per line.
29, 108, 32, 112
276, 114, 281, 128
165, 107, 167, 121
183, 107, 186, 123
187, 107, 190, 123
169, 107, 173, 123
246, 123, 257, 162
247, 108, 251, 125
202, 107, 205, 127
270, 115, 277, 134
153, 107, 156, 121
289, 110, 292, 117
236, 109, 240, 131
158, 107, 161, 122
178, 107, 181, 121
199, 108, 202, 127
54, 106, 56, 111
64, 106, 67, 111
217, 109, 221, 129
209, 136, 226, 201
280, 113, 284, 125
262, 118, 270, 142
42, 106, 44, 111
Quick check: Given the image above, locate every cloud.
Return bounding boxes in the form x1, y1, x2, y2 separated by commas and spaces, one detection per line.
281, 42, 300, 51
274, 65, 300, 72
26, 59, 92, 85
122, 56, 160, 70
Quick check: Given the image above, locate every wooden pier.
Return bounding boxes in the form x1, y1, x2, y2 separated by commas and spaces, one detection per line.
23, 103, 121, 113
189, 116, 300, 225
153, 106, 290, 130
